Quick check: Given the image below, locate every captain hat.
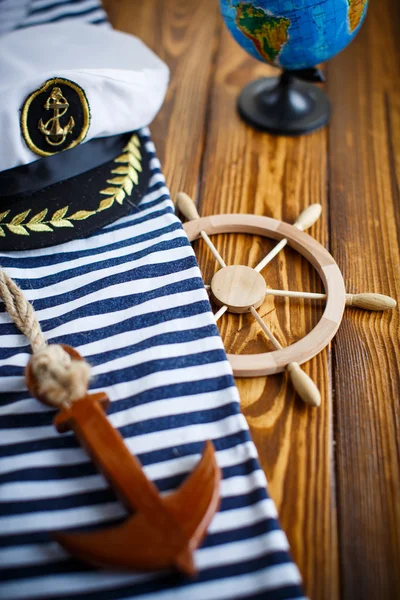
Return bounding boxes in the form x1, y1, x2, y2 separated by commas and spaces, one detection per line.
0, 22, 169, 250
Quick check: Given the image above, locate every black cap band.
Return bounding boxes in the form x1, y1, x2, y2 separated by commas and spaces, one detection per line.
0, 133, 132, 198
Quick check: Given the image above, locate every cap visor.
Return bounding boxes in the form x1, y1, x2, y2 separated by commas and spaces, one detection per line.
0, 132, 150, 251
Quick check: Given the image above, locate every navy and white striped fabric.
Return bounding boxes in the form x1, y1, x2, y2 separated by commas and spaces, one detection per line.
0, 3, 305, 599
18, 0, 108, 29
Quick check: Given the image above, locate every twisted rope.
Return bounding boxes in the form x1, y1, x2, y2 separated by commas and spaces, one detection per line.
0, 268, 91, 408
0, 269, 46, 353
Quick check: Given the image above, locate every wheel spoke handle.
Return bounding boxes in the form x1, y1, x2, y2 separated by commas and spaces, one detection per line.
214, 305, 228, 322
254, 239, 287, 273
346, 293, 396, 311
250, 307, 282, 349
250, 307, 320, 407
265, 289, 396, 310
266, 289, 326, 300
254, 204, 322, 273
287, 363, 321, 407
176, 192, 226, 268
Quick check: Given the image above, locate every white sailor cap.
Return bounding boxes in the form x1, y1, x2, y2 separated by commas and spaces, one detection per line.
0, 22, 169, 250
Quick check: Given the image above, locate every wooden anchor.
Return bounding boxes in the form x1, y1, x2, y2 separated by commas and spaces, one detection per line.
25, 346, 221, 575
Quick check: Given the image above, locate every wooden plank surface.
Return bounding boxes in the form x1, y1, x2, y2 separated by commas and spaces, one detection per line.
103, 0, 221, 200
328, 0, 400, 597
196, 27, 337, 600
102, 2, 399, 598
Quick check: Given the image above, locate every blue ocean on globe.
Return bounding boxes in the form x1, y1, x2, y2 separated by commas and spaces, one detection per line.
220, 0, 368, 71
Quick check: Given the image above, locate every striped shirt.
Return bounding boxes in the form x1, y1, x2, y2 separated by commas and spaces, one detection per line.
0, 3, 306, 599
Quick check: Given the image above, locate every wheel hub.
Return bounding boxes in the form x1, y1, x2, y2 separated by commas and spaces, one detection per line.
210, 265, 267, 314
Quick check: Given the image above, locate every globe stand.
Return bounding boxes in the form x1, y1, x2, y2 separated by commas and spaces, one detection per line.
237, 70, 331, 136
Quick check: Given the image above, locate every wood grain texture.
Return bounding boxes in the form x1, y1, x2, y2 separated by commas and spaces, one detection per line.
102, 1, 399, 598
102, 0, 221, 200
328, 1, 400, 598
196, 27, 336, 600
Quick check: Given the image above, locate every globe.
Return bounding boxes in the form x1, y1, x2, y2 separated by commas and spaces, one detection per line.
220, 0, 368, 70
219, 0, 368, 135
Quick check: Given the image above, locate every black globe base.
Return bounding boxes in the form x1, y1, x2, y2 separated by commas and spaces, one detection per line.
237, 71, 331, 136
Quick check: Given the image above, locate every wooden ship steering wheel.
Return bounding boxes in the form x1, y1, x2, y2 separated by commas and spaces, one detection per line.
177, 193, 396, 408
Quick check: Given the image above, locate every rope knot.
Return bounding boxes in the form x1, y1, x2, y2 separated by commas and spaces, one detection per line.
30, 345, 91, 408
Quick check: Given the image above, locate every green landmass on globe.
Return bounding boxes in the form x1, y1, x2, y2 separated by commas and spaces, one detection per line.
235, 3, 290, 64
348, 0, 368, 33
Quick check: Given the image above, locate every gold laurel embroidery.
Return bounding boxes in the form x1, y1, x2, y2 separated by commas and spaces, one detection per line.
98, 134, 142, 211
0, 135, 142, 238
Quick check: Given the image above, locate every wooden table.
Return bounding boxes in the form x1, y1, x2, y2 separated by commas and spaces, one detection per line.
103, 2, 400, 598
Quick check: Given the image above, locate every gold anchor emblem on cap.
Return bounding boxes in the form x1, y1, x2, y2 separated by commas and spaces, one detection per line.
38, 87, 75, 146
21, 77, 90, 157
